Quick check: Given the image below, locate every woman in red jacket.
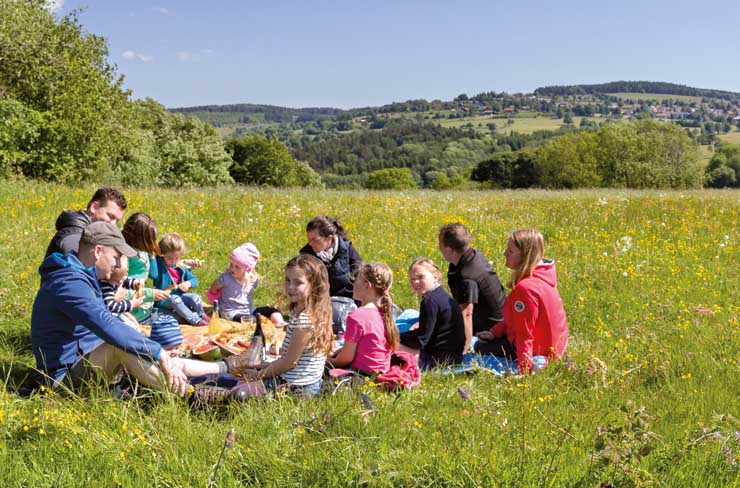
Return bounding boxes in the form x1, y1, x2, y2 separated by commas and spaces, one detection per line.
474, 229, 568, 373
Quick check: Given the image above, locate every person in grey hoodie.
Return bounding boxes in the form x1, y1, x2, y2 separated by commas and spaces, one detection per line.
45, 187, 128, 258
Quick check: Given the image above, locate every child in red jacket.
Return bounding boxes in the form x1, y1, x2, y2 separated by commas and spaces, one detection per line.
474, 229, 568, 373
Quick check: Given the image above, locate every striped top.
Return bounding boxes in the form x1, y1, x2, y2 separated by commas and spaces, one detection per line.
99, 278, 138, 314
279, 311, 327, 386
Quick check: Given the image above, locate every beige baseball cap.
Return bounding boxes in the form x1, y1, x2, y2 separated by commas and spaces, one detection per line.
80, 221, 136, 257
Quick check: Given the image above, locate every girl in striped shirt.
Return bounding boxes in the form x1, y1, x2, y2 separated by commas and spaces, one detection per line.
226, 254, 333, 397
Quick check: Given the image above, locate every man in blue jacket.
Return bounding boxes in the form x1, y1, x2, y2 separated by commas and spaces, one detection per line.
31, 221, 189, 395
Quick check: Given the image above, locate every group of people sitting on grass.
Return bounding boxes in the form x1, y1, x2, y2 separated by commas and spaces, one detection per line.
30, 187, 568, 405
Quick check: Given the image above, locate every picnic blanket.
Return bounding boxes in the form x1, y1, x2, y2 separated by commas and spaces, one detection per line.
394, 309, 420, 333
435, 353, 548, 376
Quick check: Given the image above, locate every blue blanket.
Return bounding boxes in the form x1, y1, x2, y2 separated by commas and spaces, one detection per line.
435, 353, 547, 376
394, 309, 420, 333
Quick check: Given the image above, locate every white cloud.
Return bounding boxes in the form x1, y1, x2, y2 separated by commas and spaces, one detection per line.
157, 7, 170, 15
122, 50, 153, 63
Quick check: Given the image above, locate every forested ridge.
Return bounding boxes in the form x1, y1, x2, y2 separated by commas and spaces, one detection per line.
535, 81, 740, 101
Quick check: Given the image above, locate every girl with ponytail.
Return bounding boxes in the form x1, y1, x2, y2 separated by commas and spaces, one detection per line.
328, 262, 399, 375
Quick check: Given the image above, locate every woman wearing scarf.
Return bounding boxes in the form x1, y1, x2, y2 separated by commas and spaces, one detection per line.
300, 216, 362, 334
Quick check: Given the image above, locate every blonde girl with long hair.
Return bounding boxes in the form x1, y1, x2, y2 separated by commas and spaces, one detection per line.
475, 229, 569, 373
398, 258, 466, 369
328, 262, 400, 374
226, 254, 333, 397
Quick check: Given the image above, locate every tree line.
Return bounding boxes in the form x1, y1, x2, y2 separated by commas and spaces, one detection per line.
534, 81, 740, 101
472, 120, 705, 189
0, 1, 734, 191
0, 1, 320, 188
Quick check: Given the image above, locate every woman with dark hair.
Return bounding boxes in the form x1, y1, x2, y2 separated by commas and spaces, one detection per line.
300, 216, 362, 334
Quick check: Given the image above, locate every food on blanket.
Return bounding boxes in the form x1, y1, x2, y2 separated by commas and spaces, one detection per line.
182, 333, 202, 350
193, 342, 222, 361
213, 334, 253, 356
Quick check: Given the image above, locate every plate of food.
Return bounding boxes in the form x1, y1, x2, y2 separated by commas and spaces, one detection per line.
212, 334, 252, 356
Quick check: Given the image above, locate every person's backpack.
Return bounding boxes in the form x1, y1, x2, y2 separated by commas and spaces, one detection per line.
376, 350, 421, 391
331, 296, 357, 335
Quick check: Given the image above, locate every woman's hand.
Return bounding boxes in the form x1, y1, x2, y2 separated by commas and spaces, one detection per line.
477, 330, 495, 342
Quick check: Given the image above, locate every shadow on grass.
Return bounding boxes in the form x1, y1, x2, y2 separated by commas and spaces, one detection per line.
0, 326, 32, 354
0, 326, 38, 393
0, 359, 41, 394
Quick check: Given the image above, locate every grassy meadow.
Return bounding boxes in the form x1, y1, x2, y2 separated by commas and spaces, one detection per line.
1, 181, 739, 486
719, 130, 740, 145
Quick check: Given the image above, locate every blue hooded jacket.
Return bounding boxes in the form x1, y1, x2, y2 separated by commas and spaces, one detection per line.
31, 252, 163, 380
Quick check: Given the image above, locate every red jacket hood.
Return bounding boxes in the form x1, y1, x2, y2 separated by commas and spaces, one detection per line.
529, 259, 558, 287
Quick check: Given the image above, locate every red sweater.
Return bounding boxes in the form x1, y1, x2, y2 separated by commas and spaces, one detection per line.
490, 260, 568, 373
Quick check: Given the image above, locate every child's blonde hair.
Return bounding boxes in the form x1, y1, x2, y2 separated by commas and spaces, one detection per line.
408, 257, 442, 283
159, 232, 186, 255
109, 255, 129, 284
285, 255, 333, 355
508, 228, 545, 288
358, 262, 400, 350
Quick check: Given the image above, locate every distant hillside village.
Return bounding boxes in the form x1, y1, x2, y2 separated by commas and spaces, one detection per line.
175, 81, 740, 150
445, 95, 740, 121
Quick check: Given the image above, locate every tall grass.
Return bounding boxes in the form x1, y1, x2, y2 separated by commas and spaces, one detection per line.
0, 181, 738, 486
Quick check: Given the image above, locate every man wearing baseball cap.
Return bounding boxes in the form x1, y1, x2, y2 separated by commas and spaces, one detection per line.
31, 221, 191, 395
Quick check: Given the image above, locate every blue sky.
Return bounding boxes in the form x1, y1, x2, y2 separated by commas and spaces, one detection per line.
54, 0, 740, 109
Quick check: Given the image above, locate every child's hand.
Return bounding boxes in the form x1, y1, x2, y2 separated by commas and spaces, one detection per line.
178, 281, 192, 292
131, 296, 145, 309
114, 286, 127, 303
154, 289, 171, 301
182, 258, 204, 269
477, 330, 495, 341
134, 280, 144, 298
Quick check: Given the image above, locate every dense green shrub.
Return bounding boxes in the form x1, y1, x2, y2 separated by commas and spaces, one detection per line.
226, 135, 322, 187
706, 144, 740, 188
366, 167, 418, 190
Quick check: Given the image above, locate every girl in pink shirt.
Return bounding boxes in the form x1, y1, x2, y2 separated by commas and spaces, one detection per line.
328, 262, 400, 374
